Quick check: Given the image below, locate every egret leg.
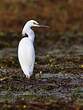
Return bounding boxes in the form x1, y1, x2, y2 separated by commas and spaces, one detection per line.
25, 75, 30, 79
30, 73, 36, 80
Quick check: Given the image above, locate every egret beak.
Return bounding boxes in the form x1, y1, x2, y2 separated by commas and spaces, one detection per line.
38, 25, 49, 28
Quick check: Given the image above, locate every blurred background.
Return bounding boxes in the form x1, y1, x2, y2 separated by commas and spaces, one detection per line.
0, 0, 83, 109
1, 0, 83, 32
0, 0, 83, 57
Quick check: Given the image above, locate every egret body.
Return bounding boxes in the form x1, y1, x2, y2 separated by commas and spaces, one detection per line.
18, 20, 48, 78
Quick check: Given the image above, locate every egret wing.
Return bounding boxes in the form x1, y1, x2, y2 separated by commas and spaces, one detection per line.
18, 38, 35, 75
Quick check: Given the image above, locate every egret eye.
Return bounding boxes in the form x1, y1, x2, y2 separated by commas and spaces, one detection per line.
33, 22, 37, 25
33, 22, 39, 25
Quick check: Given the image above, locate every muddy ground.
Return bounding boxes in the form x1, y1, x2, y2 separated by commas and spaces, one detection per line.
0, 32, 82, 110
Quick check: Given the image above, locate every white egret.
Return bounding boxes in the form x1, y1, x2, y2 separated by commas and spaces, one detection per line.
18, 20, 48, 78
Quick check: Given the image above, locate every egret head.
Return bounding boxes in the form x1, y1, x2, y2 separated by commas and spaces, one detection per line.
23, 20, 49, 28
22, 20, 49, 37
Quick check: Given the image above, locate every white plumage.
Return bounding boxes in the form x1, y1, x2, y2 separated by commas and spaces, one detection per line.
18, 20, 48, 78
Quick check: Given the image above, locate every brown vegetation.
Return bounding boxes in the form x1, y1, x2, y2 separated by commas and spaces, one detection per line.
0, 0, 83, 32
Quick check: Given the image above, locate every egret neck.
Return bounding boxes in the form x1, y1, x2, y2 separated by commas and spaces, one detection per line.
22, 27, 35, 43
